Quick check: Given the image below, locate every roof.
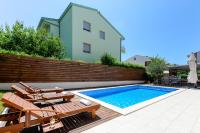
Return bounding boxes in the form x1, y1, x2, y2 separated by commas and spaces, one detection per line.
59, 3, 97, 20
37, 17, 59, 29
168, 64, 200, 70
37, 2, 125, 40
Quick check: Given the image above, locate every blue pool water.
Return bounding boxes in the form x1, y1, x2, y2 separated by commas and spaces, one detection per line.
80, 85, 177, 109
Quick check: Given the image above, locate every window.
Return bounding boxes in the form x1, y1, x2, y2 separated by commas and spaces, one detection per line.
83, 21, 91, 32
100, 31, 105, 40
83, 43, 91, 53
134, 57, 136, 61
43, 24, 50, 33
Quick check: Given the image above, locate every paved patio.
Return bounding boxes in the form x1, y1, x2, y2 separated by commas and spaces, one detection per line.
19, 96, 121, 133
83, 89, 200, 133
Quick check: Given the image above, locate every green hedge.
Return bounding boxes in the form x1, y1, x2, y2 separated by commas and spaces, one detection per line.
100, 53, 145, 70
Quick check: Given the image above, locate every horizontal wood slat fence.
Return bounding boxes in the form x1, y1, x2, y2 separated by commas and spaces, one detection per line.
0, 54, 145, 83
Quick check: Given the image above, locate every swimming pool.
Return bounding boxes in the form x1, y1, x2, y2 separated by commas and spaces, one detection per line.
75, 85, 184, 114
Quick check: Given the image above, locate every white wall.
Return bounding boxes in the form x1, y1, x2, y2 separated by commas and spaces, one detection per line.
0, 81, 144, 90
126, 55, 151, 66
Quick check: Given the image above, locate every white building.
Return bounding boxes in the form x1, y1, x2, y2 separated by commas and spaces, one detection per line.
125, 55, 151, 66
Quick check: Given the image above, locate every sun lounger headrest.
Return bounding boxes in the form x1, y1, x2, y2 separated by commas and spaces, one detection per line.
80, 99, 92, 106
2, 92, 43, 118
11, 85, 30, 95
19, 82, 35, 92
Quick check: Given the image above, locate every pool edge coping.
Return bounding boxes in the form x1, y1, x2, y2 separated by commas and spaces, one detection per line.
73, 85, 187, 115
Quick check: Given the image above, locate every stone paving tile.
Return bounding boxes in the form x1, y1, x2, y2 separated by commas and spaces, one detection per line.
83, 89, 200, 133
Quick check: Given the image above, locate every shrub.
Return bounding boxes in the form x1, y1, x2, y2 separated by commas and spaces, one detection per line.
101, 53, 116, 65
0, 21, 64, 59
144, 72, 154, 83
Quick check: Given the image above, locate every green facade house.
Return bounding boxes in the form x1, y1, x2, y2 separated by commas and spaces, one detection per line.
37, 3, 125, 63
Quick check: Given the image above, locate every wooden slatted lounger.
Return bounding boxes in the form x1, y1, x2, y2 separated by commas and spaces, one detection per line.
19, 82, 64, 94
0, 92, 100, 133
11, 85, 74, 102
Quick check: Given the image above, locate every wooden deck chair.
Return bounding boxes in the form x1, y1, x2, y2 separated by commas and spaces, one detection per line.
19, 82, 64, 94
11, 85, 74, 102
0, 93, 100, 133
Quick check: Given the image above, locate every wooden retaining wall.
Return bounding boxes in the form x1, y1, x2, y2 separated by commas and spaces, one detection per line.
0, 54, 145, 83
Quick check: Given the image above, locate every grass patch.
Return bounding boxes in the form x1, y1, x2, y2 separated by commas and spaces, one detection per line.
0, 90, 10, 113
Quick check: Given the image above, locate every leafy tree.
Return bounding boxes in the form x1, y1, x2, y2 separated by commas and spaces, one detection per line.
146, 56, 167, 83
0, 21, 64, 59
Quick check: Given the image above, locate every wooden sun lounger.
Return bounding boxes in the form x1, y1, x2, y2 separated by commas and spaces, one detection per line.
19, 82, 64, 94
12, 85, 74, 102
0, 93, 100, 133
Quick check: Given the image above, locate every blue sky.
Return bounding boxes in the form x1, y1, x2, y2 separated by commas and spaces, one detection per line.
0, 0, 200, 65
